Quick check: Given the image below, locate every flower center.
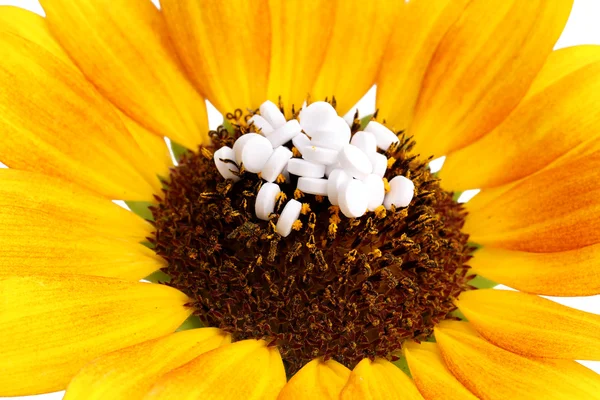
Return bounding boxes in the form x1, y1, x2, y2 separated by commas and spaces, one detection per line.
151, 100, 472, 374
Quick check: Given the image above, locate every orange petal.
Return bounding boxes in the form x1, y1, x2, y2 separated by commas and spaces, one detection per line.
39, 0, 209, 150
312, 0, 399, 115
339, 358, 423, 400
144, 339, 287, 400
267, 0, 336, 111
408, 0, 573, 158
376, 0, 470, 131
441, 45, 600, 191
64, 328, 231, 400
456, 289, 600, 360
464, 149, 600, 252
435, 321, 600, 399
0, 274, 191, 396
278, 358, 350, 400
162, 0, 270, 113
0, 7, 161, 200
0, 170, 161, 279
404, 341, 478, 400
470, 246, 600, 297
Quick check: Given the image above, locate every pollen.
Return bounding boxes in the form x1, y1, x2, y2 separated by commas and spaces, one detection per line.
150, 103, 472, 375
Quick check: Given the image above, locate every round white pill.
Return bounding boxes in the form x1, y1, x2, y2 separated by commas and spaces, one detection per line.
327, 169, 351, 206
369, 152, 388, 178
287, 158, 326, 178
363, 174, 385, 211
338, 179, 369, 219
325, 162, 341, 177
310, 116, 352, 151
351, 131, 377, 154
249, 115, 274, 136
338, 144, 373, 180
384, 175, 415, 210
292, 133, 311, 153
365, 121, 399, 151
302, 145, 339, 165
213, 146, 240, 182
297, 177, 328, 196
260, 100, 286, 128
261, 146, 293, 182
240, 135, 273, 173
268, 119, 301, 148
276, 199, 302, 237
299, 101, 338, 136
255, 182, 281, 220
233, 133, 262, 163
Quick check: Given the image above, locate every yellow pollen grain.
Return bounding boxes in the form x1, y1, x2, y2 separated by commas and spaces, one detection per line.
383, 178, 391, 193
387, 157, 396, 169
374, 205, 386, 219
292, 220, 303, 231
257, 172, 263, 180
276, 174, 287, 184
292, 147, 302, 157
276, 192, 288, 202
301, 203, 311, 215
201, 147, 213, 159
294, 189, 304, 199
315, 195, 325, 203
328, 223, 338, 236
370, 248, 382, 258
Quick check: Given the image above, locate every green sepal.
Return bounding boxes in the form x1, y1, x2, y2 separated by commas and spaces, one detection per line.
392, 354, 412, 378
359, 114, 373, 130
452, 308, 468, 322
452, 191, 463, 202
170, 141, 191, 162
125, 201, 154, 221
176, 315, 204, 332
223, 119, 236, 136
144, 269, 171, 283
469, 274, 497, 289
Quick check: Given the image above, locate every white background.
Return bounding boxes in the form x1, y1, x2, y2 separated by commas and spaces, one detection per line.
1, 0, 599, 398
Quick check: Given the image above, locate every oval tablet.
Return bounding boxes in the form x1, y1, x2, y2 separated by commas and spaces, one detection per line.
384, 175, 415, 210
297, 177, 328, 196
240, 135, 273, 173
363, 174, 385, 211
261, 146, 293, 182
233, 133, 261, 163
327, 169, 351, 206
268, 119, 302, 148
249, 115, 274, 136
351, 131, 377, 154
365, 121, 399, 151
213, 146, 240, 182
255, 182, 281, 220
287, 158, 326, 178
299, 101, 338, 136
369, 152, 388, 178
260, 100, 286, 129
338, 179, 368, 219
302, 145, 339, 165
338, 144, 373, 180
310, 116, 351, 151
292, 133, 311, 153
276, 199, 303, 237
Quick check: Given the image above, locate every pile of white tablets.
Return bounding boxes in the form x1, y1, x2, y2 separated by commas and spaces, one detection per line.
213, 100, 415, 237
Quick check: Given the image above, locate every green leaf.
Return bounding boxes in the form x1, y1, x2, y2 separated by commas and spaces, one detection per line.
392, 354, 412, 378
359, 114, 373, 130
144, 270, 171, 283
469, 274, 497, 289
176, 315, 204, 332
170, 141, 190, 162
125, 201, 154, 221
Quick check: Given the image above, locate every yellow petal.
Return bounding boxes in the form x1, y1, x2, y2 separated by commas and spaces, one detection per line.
470, 246, 600, 297
435, 321, 600, 400
39, 0, 209, 150
64, 328, 231, 400
0, 7, 161, 200
376, 0, 470, 131
0, 274, 191, 396
456, 289, 600, 360
267, 0, 336, 111
339, 358, 423, 400
312, 0, 399, 115
404, 341, 478, 400
162, 0, 270, 113
144, 339, 287, 400
408, 0, 573, 158
441, 45, 600, 191
278, 358, 350, 400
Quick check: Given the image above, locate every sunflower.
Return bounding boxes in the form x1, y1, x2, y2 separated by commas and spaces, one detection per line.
1, 0, 600, 399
